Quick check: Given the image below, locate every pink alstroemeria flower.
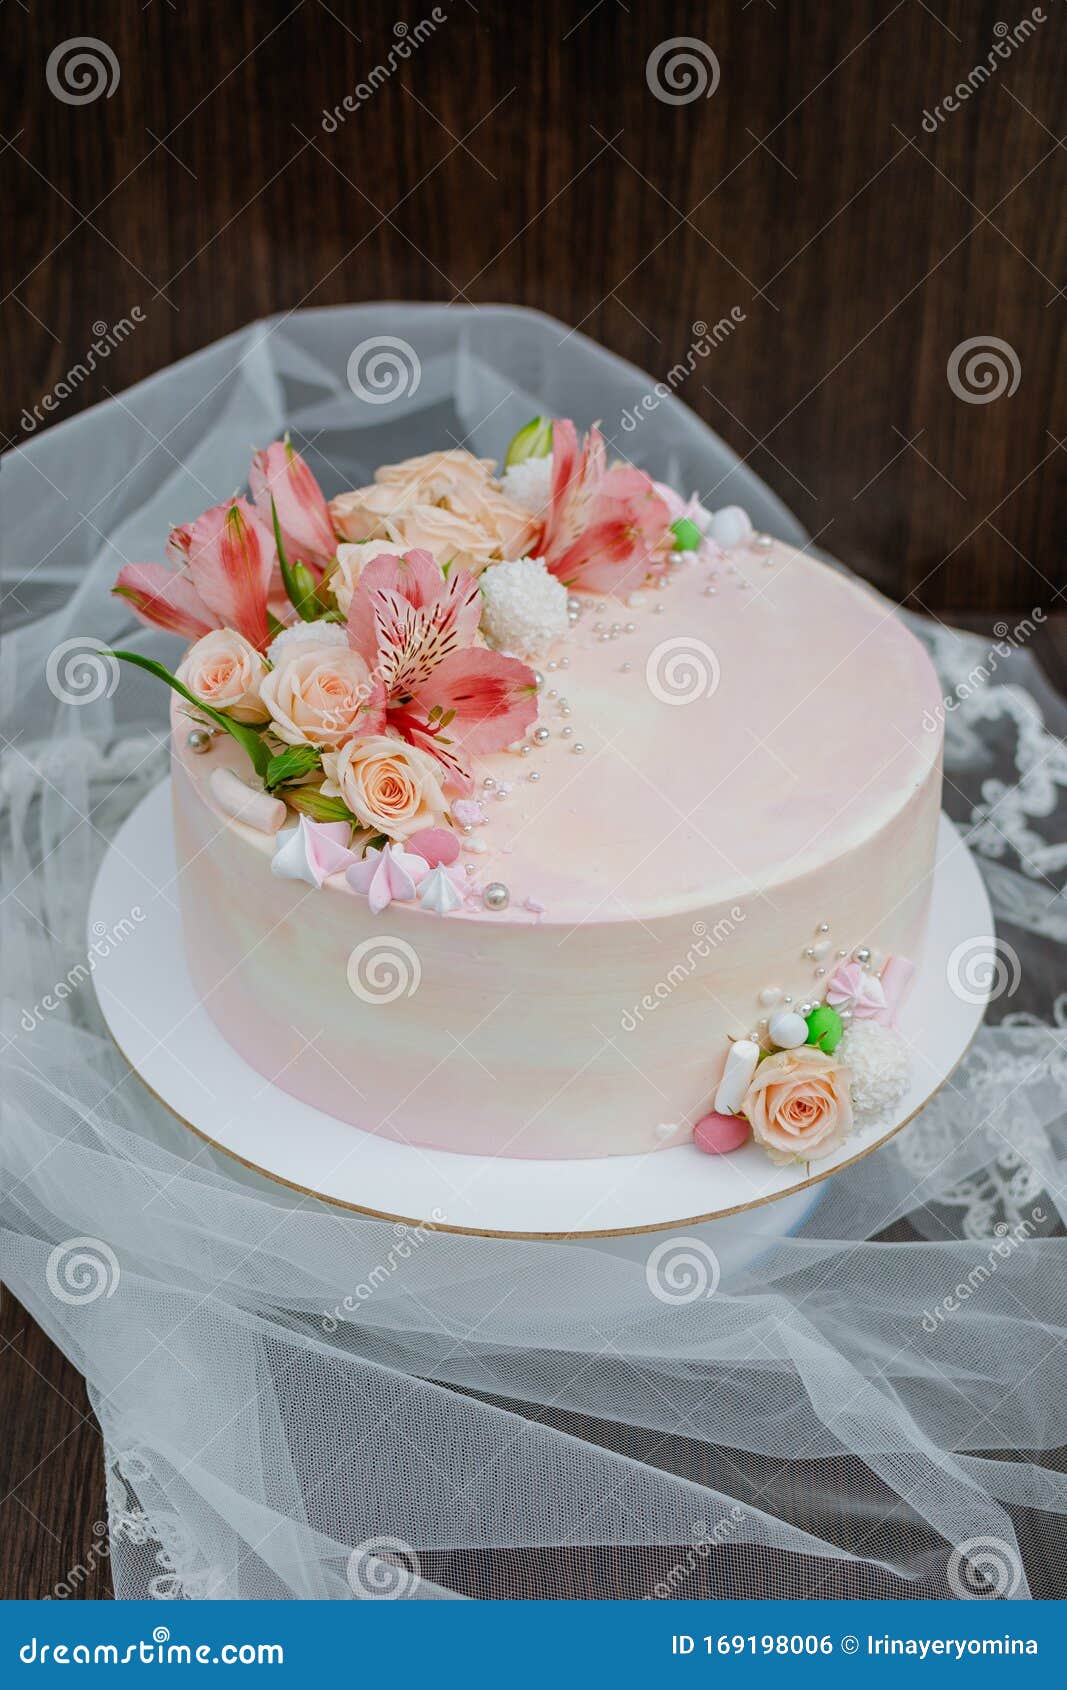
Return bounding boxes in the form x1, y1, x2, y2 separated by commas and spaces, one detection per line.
114, 497, 276, 652
540, 419, 671, 595
345, 548, 538, 793
250, 438, 337, 570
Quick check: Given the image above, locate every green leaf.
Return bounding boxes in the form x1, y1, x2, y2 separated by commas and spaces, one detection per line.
265, 744, 322, 791
504, 415, 553, 468
110, 650, 272, 779
286, 786, 359, 824
267, 607, 286, 638
271, 496, 318, 622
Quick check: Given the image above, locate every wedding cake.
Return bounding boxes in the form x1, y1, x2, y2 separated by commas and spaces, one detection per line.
112, 419, 942, 1164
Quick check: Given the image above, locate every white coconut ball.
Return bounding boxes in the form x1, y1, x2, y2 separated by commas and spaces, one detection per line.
838, 1022, 912, 1121
479, 557, 569, 658
267, 619, 348, 666
500, 454, 554, 517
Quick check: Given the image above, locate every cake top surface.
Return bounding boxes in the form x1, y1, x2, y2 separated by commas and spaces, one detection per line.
174, 537, 941, 926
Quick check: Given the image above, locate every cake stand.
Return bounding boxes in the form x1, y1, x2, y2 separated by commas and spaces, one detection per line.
89, 781, 991, 1253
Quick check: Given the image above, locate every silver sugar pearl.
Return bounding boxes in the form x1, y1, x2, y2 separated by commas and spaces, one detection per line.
547, 688, 557, 699
495, 788, 508, 801
815, 966, 826, 977
186, 727, 214, 754
755, 533, 773, 549
482, 777, 497, 790
621, 661, 633, 672
624, 621, 636, 633
520, 745, 532, 756
572, 742, 586, 754
561, 726, 573, 738
533, 726, 551, 744
652, 603, 665, 614
567, 596, 582, 617
483, 881, 510, 911
547, 660, 558, 671
818, 922, 830, 933
560, 706, 571, 717
798, 1002, 814, 1018
527, 771, 541, 782
839, 1007, 853, 1023
559, 656, 569, 668
803, 946, 816, 960
533, 670, 544, 689
854, 946, 872, 965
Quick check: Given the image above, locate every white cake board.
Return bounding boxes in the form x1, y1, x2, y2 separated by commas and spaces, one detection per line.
90, 781, 991, 1244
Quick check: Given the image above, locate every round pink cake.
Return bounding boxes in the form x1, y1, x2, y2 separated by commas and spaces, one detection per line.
171, 539, 943, 1159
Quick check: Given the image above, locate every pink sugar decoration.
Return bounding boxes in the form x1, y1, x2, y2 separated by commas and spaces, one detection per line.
874, 954, 915, 1026
407, 826, 460, 867
693, 1111, 750, 1155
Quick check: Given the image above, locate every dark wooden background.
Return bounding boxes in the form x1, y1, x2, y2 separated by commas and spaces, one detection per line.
2, 0, 1066, 1598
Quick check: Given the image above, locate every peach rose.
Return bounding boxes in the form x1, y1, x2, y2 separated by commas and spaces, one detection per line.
321, 734, 448, 839
176, 629, 270, 723
328, 450, 539, 574
741, 1047, 854, 1164
259, 641, 378, 747
374, 448, 495, 502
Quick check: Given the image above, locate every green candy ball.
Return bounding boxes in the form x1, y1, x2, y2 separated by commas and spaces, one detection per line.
670, 517, 702, 552
805, 1005, 844, 1053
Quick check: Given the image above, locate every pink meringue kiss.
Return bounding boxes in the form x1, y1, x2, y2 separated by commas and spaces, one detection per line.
693, 1111, 750, 1155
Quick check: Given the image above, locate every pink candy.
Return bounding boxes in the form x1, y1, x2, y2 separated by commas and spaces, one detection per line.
693, 1111, 750, 1155
407, 826, 460, 868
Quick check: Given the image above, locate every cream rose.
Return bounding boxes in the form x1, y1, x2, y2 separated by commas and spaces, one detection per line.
328, 541, 386, 617
741, 1047, 854, 1164
374, 448, 495, 502
321, 734, 447, 839
260, 641, 377, 747
176, 629, 270, 723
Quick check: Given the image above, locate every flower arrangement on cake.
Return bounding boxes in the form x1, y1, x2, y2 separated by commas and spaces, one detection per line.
109, 418, 921, 1167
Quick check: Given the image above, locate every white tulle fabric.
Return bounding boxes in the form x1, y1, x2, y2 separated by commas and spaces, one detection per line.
2, 308, 1064, 1602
